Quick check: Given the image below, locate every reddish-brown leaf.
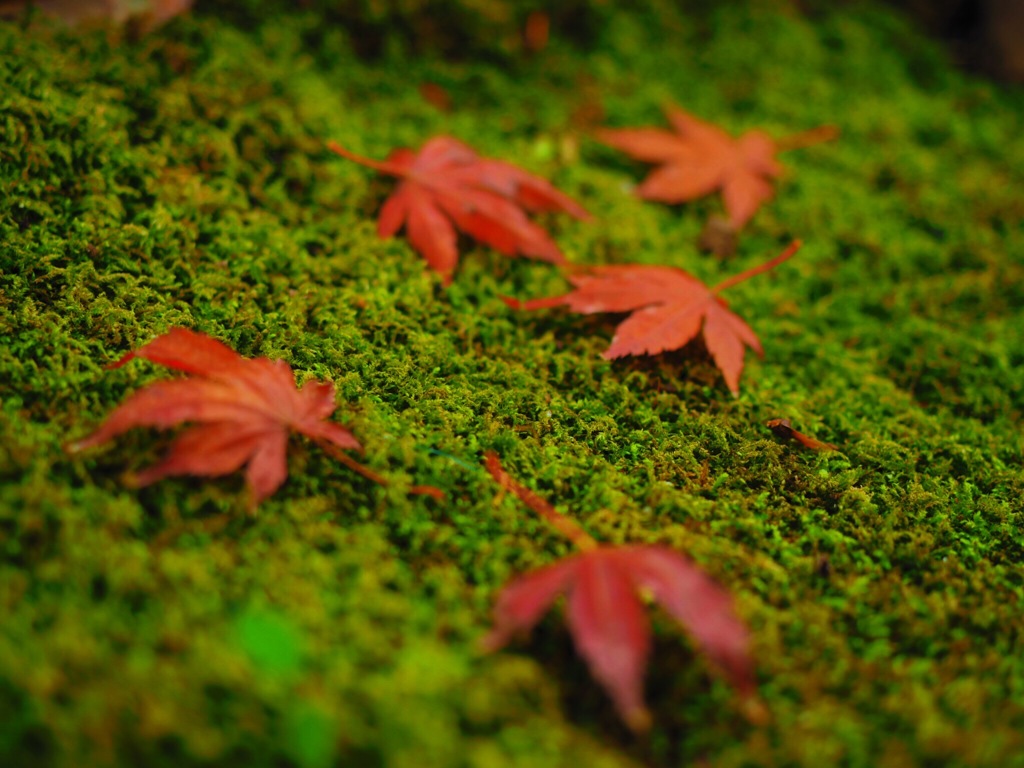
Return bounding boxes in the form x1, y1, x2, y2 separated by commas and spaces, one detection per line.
67, 328, 361, 508
506, 241, 801, 395
327, 136, 589, 284
483, 454, 755, 731
598, 107, 836, 229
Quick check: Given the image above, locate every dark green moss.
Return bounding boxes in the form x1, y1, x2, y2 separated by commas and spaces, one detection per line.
1, 2, 1023, 766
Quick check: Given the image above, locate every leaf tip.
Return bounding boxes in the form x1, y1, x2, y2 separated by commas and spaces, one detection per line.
65, 431, 104, 454
601, 341, 635, 362
104, 350, 137, 370
477, 628, 509, 655
624, 705, 653, 734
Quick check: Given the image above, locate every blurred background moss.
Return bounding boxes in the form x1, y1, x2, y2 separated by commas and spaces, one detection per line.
4, 0, 1023, 78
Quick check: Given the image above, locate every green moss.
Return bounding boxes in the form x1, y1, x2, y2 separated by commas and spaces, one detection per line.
2, 2, 1024, 766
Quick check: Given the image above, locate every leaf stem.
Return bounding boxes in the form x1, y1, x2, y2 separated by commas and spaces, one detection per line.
326, 140, 407, 177
774, 125, 840, 153
484, 453, 598, 551
711, 240, 801, 295
314, 438, 444, 499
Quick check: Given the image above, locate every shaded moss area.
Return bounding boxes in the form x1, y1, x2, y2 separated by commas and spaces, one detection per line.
2, 2, 1023, 766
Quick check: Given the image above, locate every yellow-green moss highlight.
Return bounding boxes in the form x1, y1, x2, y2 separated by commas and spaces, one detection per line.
1, 2, 1023, 766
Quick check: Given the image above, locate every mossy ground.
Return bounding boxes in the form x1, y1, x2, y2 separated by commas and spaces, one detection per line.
2, 2, 1023, 766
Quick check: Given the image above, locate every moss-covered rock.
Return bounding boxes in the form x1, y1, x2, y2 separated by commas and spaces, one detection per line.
1, 2, 1023, 766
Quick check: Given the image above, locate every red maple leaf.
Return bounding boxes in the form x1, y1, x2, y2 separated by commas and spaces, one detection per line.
506, 241, 801, 395
327, 136, 589, 284
483, 453, 755, 732
67, 328, 362, 508
598, 107, 837, 229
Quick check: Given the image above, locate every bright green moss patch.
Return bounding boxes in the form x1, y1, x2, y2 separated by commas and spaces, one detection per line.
2, 2, 1024, 766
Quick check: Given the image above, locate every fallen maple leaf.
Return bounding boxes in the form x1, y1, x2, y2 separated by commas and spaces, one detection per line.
483, 453, 755, 732
765, 418, 836, 451
598, 107, 837, 229
67, 328, 363, 509
506, 240, 801, 395
327, 136, 589, 284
